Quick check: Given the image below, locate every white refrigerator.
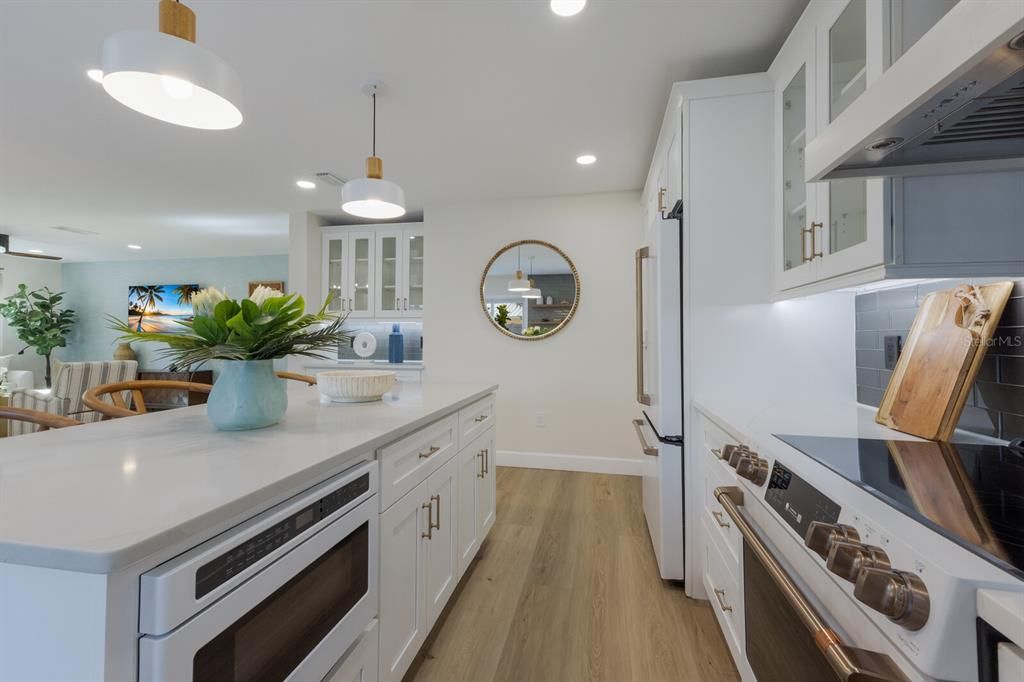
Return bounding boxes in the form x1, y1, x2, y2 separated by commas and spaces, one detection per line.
634, 209, 683, 581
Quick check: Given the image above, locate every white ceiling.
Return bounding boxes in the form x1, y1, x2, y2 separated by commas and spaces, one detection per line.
0, 0, 806, 262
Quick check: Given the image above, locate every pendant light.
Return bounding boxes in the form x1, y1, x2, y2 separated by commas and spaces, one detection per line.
342, 81, 406, 220
522, 256, 542, 300
100, 0, 243, 130
507, 246, 531, 292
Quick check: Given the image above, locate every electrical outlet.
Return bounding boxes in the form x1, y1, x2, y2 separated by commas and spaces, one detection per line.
534, 412, 546, 428
884, 335, 902, 370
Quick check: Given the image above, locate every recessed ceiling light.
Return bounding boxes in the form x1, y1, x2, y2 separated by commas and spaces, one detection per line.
550, 0, 586, 17
296, 179, 316, 189
28, 249, 43, 254
127, 244, 142, 250
576, 154, 597, 165
86, 69, 104, 83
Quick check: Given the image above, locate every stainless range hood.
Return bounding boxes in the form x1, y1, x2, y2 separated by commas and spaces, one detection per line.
807, 1, 1024, 180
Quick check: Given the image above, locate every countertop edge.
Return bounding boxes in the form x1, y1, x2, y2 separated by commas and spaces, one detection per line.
0, 384, 498, 575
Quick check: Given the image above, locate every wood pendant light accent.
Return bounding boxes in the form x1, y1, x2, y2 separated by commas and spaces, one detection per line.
876, 281, 1014, 440
158, 0, 196, 43
365, 156, 384, 180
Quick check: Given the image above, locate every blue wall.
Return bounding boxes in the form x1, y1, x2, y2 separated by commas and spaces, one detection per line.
61, 255, 288, 369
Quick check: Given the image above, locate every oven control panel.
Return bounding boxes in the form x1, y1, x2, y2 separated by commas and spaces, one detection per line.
195, 473, 371, 598
764, 461, 840, 539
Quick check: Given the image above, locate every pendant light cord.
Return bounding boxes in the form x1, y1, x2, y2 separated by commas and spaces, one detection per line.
371, 91, 376, 157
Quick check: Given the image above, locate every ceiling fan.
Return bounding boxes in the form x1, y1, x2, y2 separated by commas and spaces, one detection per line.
0, 235, 61, 261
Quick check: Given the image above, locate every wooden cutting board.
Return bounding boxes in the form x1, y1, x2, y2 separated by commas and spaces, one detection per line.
876, 282, 1013, 441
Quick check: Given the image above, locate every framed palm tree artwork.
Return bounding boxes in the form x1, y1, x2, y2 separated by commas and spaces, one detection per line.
128, 284, 200, 333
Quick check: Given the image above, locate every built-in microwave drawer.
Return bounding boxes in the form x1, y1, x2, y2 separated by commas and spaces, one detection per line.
458, 395, 495, 449
379, 413, 459, 511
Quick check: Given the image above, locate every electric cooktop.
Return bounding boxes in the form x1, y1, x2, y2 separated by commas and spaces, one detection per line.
775, 434, 1024, 580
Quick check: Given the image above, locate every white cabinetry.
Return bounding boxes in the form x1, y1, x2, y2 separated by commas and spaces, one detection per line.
323, 224, 424, 319
323, 230, 376, 318
377, 396, 496, 682
771, 0, 1022, 299
375, 226, 424, 319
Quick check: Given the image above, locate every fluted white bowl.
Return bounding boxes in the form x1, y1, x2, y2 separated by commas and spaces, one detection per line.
316, 370, 397, 403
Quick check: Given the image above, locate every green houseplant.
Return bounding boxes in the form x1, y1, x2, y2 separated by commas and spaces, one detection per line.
0, 285, 76, 387
110, 286, 350, 430
493, 304, 510, 329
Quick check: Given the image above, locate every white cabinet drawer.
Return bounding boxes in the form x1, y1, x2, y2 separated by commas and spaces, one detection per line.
458, 395, 495, 449
704, 453, 741, 568
379, 414, 459, 511
702, 514, 743, 665
325, 619, 378, 682
700, 413, 742, 460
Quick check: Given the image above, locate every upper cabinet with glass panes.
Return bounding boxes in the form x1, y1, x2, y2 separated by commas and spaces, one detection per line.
322, 224, 424, 320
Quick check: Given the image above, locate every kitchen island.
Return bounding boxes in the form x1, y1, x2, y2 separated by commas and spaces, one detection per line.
0, 381, 497, 682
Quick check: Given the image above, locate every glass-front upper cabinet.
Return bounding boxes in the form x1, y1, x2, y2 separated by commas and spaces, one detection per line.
348, 231, 374, 318
405, 229, 424, 315
813, 0, 884, 283
377, 230, 401, 316
773, 14, 819, 291
324, 236, 344, 314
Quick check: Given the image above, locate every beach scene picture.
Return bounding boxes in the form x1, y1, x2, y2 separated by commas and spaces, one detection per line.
128, 285, 200, 333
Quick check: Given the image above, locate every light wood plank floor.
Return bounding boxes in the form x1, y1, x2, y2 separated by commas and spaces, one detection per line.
407, 467, 740, 682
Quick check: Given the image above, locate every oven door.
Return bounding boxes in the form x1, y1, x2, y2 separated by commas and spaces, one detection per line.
713, 486, 909, 682
139, 495, 377, 682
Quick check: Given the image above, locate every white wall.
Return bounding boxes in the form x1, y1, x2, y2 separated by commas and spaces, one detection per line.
0, 257, 63, 384
425, 191, 642, 463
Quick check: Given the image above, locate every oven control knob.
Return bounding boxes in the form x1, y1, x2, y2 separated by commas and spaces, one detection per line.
736, 455, 769, 486
826, 540, 891, 583
726, 444, 751, 468
804, 522, 860, 559
854, 568, 930, 631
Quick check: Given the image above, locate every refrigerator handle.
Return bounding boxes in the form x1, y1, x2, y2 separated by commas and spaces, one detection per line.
635, 246, 652, 406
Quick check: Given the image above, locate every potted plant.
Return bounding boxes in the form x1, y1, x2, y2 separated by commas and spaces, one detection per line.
110, 286, 350, 430
0, 285, 76, 387
494, 304, 510, 329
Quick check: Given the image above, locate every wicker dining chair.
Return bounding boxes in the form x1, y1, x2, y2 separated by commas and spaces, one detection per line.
0, 406, 82, 432
276, 371, 317, 386
82, 380, 213, 420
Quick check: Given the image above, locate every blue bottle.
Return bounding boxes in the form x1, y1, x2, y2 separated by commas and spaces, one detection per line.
388, 323, 404, 364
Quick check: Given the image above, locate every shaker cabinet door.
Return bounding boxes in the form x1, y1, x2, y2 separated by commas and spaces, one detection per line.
425, 455, 459, 628
456, 439, 482, 580
476, 429, 497, 540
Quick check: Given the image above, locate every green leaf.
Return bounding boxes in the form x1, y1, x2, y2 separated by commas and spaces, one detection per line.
214, 299, 240, 323
192, 316, 223, 342
240, 299, 260, 323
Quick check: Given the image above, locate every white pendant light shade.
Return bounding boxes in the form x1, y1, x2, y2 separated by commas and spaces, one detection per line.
341, 177, 406, 219
100, 2, 242, 130
507, 270, 531, 292
522, 287, 542, 300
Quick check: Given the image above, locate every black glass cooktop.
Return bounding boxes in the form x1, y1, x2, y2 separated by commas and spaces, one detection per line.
775, 434, 1024, 580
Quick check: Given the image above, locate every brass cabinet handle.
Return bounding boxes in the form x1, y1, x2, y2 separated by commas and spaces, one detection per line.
713, 588, 733, 613
349, 297, 354, 311
484, 448, 490, 474
474, 414, 488, 423
478, 450, 485, 478
657, 187, 667, 212
711, 510, 730, 528
340, 297, 347, 311
810, 221, 823, 260
713, 486, 911, 682
801, 225, 813, 263
421, 501, 433, 540
419, 445, 441, 459
632, 419, 658, 456
430, 494, 441, 532
404, 297, 408, 311
395, 296, 400, 310
634, 247, 652, 406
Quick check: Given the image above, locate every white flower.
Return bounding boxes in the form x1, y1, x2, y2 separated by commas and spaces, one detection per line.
248, 285, 283, 308
192, 287, 229, 317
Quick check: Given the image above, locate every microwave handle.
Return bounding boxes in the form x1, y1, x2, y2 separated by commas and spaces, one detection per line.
713, 487, 910, 682
635, 246, 651, 406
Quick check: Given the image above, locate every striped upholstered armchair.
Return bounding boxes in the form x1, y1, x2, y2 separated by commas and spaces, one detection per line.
9, 360, 138, 435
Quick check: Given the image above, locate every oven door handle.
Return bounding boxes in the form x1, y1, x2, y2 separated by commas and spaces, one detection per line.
635, 246, 651, 406
713, 487, 910, 682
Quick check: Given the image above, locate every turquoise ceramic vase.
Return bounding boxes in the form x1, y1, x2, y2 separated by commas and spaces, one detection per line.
207, 359, 287, 431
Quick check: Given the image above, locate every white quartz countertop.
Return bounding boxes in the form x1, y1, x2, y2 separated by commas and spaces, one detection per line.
0, 382, 495, 574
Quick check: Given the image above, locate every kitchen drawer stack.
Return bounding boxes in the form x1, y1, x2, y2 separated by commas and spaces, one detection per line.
377, 394, 496, 682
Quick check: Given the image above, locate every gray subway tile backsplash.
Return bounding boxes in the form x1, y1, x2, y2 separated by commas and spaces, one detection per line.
337, 321, 423, 362
854, 279, 1024, 440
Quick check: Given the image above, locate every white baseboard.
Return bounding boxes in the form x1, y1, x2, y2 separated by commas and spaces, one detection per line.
496, 450, 643, 476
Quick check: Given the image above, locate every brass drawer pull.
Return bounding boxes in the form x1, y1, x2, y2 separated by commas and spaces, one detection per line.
478, 450, 485, 478
483, 448, 490, 474
713, 588, 733, 613
474, 414, 488, 423
711, 510, 730, 528
419, 445, 441, 459
421, 500, 434, 540
430, 494, 441, 531
713, 486, 910, 682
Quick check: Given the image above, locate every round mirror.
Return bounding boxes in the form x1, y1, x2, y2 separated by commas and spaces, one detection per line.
480, 240, 580, 340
